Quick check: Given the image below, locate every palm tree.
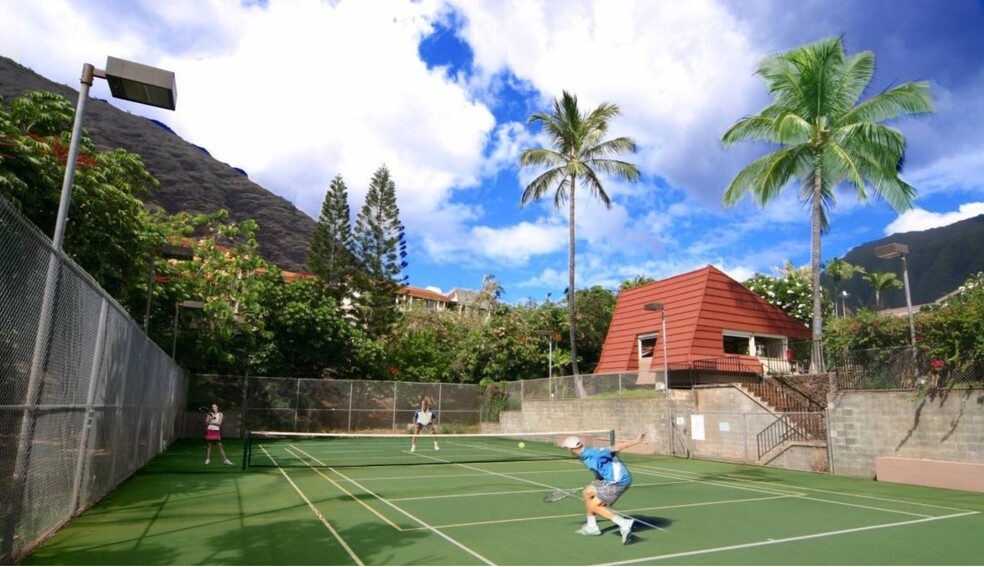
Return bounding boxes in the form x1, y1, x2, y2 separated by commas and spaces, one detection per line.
520, 91, 639, 392
864, 271, 903, 309
721, 37, 932, 372
825, 258, 865, 316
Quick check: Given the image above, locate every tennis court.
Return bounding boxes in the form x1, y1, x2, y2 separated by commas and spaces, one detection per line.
22, 434, 984, 565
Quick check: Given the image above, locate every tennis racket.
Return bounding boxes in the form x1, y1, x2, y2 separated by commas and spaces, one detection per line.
198, 406, 216, 419
543, 488, 580, 503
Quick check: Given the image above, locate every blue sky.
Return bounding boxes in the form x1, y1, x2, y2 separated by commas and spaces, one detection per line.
2, 0, 982, 303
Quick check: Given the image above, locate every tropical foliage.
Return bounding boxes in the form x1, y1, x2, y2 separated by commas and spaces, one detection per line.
743, 261, 823, 325
721, 37, 933, 371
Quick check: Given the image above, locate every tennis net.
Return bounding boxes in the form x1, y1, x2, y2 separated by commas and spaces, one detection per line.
242, 429, 615, 468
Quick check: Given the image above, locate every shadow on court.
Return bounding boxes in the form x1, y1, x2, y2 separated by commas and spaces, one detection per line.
593, 515, 672, 545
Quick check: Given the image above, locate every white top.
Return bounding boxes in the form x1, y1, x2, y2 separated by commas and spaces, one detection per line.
414, 409, 434, 425
207, 411, 223, 431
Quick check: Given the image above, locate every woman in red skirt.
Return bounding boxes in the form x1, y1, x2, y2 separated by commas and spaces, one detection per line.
205, 403, 233, 465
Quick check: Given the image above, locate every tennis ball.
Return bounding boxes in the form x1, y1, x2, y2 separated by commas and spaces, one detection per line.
518, 442, 525, 448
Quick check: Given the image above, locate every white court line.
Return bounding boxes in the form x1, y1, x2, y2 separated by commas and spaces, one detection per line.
409, 493, 800, 531
630, 463, 976, 517
631, 464, 804, 497
388, 480, 689, 502
259, 446, 364, 566
284, 446, 404, 530
290, 446, 497, 566
599, 510, 981, 566
350, 466, 586, 482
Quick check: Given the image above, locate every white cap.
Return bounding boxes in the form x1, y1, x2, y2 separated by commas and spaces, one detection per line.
561, 436, 583, 449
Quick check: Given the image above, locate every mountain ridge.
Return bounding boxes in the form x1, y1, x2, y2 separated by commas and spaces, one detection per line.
0, 55, 315, 271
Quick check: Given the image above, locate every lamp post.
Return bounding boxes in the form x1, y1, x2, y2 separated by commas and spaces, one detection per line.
840, 290, 849, 318
873, 243, 917, 351
171, 300, 205, 359
144, 245, 195, 330
644, 302, 669, 389
7, 57, 177, 565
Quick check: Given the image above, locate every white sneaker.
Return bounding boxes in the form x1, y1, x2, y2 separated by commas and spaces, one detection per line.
223, 459, 233, 465
575, 524, 601, 536
620, 519, 635, 544
434, 444, 440, 451
410, 445, 416, 453
205, 459, 210, 465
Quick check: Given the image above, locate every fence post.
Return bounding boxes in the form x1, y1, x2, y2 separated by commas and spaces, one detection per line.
438, 384, 443, 427
71, 298, 108, 514
294, 378, 301, 431
347, 382, 354, 432
392, 382, 398, 430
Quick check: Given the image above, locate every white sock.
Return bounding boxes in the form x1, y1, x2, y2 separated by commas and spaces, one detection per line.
586, 515, 597, 528
614, 516, 630, 528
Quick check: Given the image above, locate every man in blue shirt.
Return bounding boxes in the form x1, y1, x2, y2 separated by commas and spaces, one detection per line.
562, 431, 646, 543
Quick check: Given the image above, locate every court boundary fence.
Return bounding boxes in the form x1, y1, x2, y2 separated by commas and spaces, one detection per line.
1, 197, 188, 564
187, 375, 481, 436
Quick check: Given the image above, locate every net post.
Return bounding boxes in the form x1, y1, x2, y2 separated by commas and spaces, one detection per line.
242, 431, 250, 470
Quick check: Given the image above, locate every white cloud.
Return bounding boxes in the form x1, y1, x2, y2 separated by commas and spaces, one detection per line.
450, 0, 765, 204
471, 221, 567, 264
885, 202, 984, 235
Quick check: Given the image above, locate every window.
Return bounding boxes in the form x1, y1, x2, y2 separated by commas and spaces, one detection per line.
723, 330, 787, 357
638, 334, 658, 358
723, 334, 750, 355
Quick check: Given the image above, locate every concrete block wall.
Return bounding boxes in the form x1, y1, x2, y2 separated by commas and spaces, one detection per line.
828, 389, 984, 477
489, 390, 694, 455
484, 383, 984, 482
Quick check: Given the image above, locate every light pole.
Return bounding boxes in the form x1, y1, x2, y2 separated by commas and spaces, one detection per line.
644, 302, 669, 389
874, 243, 917, 351
172, 300, 205, 359
144, 245, 195, 330
8, 56, 176, 564
840, 290, 850, 318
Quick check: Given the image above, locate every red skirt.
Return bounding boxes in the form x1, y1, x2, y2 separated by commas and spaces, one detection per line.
206, 428, 221, 441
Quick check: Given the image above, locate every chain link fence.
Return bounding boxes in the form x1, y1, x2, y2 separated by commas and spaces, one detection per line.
830, 345, 984, 390
0, 198, 188, 564
185, 375, 482, 436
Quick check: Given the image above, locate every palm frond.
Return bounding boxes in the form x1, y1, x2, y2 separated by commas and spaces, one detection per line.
776, 113, 812, 144
582, 136, 637, 160
836, 50, 875, 107
587, 158, 641, 183
841, 82, 933, 125
722, 115, 780, 146
577, 166, 613, 209
722, 146, 807, 207
520, 148, 567, 168
521, 167, 567, 208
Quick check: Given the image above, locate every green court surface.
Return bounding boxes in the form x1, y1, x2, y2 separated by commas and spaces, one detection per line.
22, 439, 984, 565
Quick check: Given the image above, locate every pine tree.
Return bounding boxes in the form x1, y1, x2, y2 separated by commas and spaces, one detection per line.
307, 174, 356, 303
352, 165, 408, 336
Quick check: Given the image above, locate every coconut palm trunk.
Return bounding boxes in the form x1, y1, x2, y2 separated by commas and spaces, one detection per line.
567, 176, 585, 396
